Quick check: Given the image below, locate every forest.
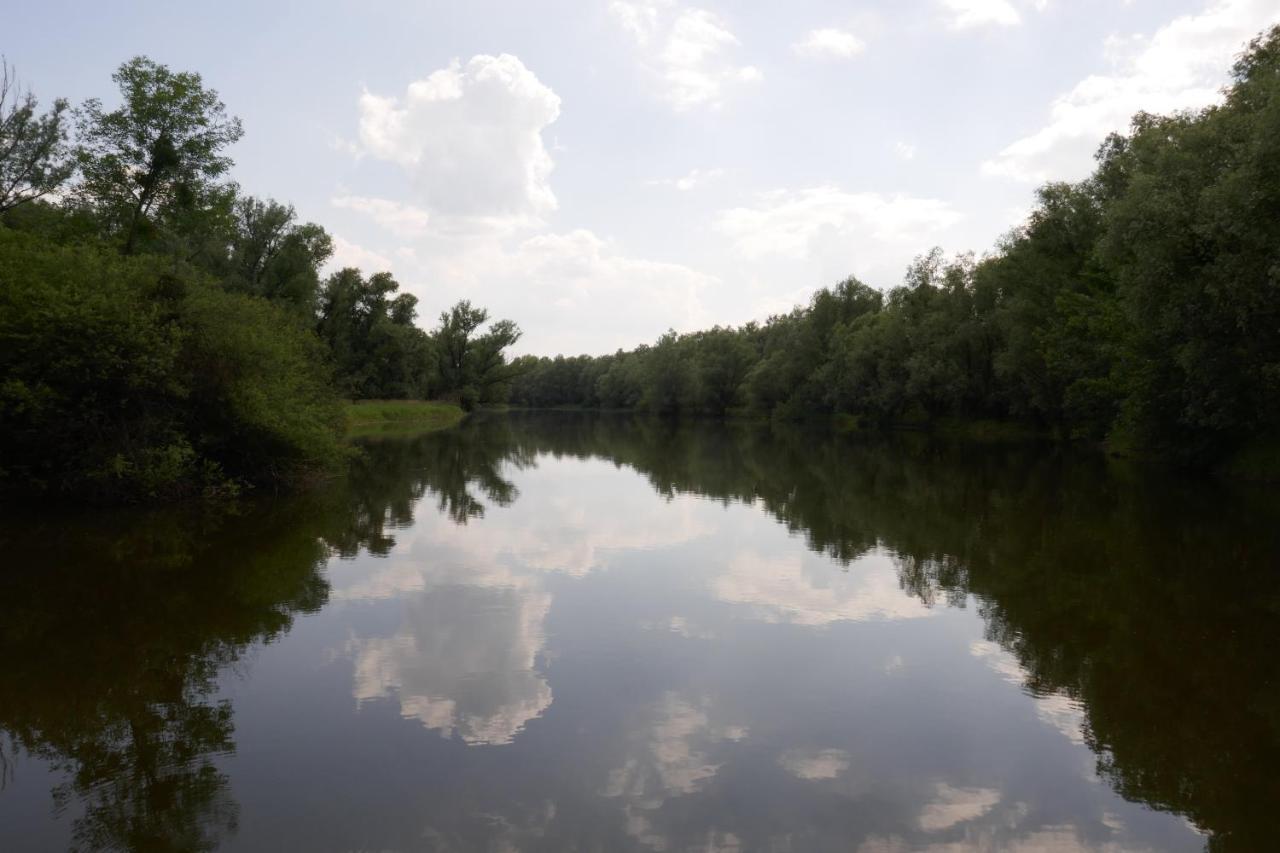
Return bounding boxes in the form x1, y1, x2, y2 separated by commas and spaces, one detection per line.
0, 57, 521, 501
3, 25, 1279, 503
510, 26, 1280, 473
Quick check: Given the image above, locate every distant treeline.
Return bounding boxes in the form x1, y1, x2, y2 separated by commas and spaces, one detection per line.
511, 26, 1280, 470
0, 57, 520, 501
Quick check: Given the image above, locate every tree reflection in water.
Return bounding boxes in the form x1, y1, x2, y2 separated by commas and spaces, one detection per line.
2, 412, 1276, 850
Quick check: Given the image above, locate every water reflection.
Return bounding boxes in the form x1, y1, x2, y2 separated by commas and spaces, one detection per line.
2, 412, 1277, 851
350, 584, 554, 745
0, 501, 333, 851
714, 548, 934, 624
465, 413, 1279, 849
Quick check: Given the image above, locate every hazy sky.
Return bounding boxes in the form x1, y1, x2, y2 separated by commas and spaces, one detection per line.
10, 0, 1280, 354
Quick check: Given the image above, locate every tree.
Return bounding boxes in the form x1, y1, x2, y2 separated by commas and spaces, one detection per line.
74, 57, 243, 254
692, 326, 755, 415
223, 196, 333, 313
316, 268, 435, 400
642, 331, 694, 414
0, 229, 344, 501
1097, 26, 1280, 462
0, 58, 74, 212
433, 301, 522, 407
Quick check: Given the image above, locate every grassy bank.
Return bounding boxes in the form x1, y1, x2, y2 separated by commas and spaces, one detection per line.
344, 400, 466, 437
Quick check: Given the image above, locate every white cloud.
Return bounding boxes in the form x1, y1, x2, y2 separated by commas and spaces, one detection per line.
356, 54, 561, 217
331, 194, 431, 238
380, 225, 718, 355
323, 191, 721, 352
917, 783, 1002, 832
779, 748, 851, 780
940, 0, 1022, 29
630, 694, 721, 795
715, 186, 962, 262
984, 0, 1280, 182
610, 0, 666, 45
328, 235, 394, 274
613, 2, 761, 110
649, 167, 725, 191
713, 548, 936, 626
970, 640, 1087, 744
605, 691, 747, 850
330, 456, 713, 598
350, 583, 553, 745
894, 141, 918, 161
496, 229, 718, 353
794, 28, 866, 60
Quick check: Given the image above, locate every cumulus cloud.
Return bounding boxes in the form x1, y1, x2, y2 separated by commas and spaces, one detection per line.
984, 0, 1280, 182
332, 46, 738, 354
605, 692, 747, 848
355, 54, 561, 218
713, 549, 937, 626
917, 783, 1002, 832
350, 584, 553, 745
604, 691, 747, 850
612, 2, 761, 110
794, 28, 866, 60
606, 694, 723, 797
715, 186, 962, 262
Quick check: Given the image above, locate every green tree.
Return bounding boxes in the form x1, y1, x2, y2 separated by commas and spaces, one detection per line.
222, 196, 333, 313
1097, 27, 1280, 462
691, 326, 755, 415
433, 300, 522, 408
0, 59, 74, 213
0, 229, 343, 501
74, 56, 243, 254
316, 268, 435, 400
641, 331, 694, 414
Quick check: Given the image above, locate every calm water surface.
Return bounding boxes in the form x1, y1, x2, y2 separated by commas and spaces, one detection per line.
2, 413, 1278, 852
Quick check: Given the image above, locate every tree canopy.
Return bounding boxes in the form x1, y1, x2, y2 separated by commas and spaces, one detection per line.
0, 56, 521, 501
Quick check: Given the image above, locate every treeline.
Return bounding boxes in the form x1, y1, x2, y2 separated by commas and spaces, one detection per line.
0, 57, 520, 501
512, 26, 1280, 469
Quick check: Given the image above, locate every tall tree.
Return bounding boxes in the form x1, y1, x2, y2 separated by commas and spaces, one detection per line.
74, 56, 243, 254
223, 196, 333, 313
434, 301, 522, 407
316, 268, 435, 400
0, 59, 74, 213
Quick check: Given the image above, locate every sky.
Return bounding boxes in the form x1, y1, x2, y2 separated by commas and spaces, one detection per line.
9, 0, 1280, 355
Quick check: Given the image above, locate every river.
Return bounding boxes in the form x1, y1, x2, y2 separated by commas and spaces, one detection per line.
2, 412, 1276, 851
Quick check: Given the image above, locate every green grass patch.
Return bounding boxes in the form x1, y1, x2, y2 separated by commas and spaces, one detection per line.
344, 400, 466, 437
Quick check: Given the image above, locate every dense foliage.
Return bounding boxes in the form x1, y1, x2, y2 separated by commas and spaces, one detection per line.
512, 27, 1280, 469
0, 228, 345, 500
4, 26, 1279, 499
0, 56, 520, 501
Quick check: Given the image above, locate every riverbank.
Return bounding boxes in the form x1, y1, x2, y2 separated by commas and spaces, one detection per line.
345, 400, 467, 437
